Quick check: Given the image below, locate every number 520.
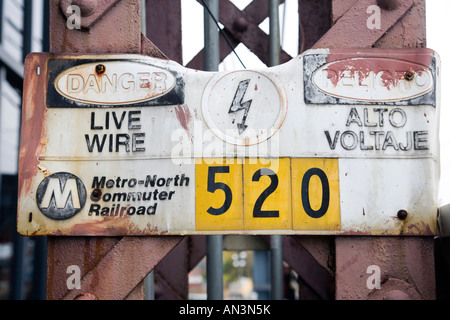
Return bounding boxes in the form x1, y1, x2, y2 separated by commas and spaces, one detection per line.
195, 158, 341, 232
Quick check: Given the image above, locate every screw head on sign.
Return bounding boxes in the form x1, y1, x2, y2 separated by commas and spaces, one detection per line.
397, 210, 408, 220
95, 64, 106, 75
404, 70, 414, 81
91, 188, 102, 201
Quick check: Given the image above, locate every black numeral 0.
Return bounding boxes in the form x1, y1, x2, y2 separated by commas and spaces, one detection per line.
301, 168, 330, 219
207, 166, 233, 216
252, 168, 279, 218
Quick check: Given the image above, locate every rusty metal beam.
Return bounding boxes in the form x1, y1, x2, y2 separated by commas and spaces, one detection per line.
374, 0, 426, 48
154, 238, 189, 300
335, 237, 435, 299
141, 33, 169, 60
46, 0, 185, 300
325, 0, 435, 300
217, 0, 291, 65
282, 236, 334, 300
59, 0, 122, 30
331, 0, 427, 49
50, 0, 141, 54
59, 237, 183, 300
151, 236, 206, 300
298, 0, 332, 53
187, 0, 290, 69
188, 236, 207, 271
313, 0, 414, 49
145, 0, 183, 64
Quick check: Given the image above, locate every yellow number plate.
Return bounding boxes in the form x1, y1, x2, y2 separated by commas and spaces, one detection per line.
195, 158, 341, 232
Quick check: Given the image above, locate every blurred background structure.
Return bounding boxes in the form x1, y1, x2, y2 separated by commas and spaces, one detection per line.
0, 0, 48, 300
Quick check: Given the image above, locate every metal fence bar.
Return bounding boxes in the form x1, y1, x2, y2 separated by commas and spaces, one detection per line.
269, 0, 283, 301
203, 0, 220, 71
203, 0, 223, 300
269, 0, 280, 67
270, 235, 283, 300
206, 235, 223, 299
144, 270, 155, 300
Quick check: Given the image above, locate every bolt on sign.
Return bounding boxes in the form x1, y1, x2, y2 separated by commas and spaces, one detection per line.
17, 49, 440, 236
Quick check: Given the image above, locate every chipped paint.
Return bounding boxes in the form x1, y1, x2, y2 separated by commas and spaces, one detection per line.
304, 48, 438, 106
312, 58, 433, 102
37, 164, 50, 177
17, 50, 440, 236
174, 104, 193, 143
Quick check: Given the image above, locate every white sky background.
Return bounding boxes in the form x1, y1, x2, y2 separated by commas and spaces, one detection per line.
182, 0, 450, 206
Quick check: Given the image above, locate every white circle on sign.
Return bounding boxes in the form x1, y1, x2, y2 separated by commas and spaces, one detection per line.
201, 70, 287, 146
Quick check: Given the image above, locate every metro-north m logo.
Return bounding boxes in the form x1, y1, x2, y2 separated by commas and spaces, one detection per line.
40, 178, 81, 209
36, 172, 86, 220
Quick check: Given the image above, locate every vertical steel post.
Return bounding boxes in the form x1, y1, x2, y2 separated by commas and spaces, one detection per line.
144, 270, 155, 300
141, 0, 146, 36
203, 0, 220, 71
269, 0, 280, 66
269, 0, 283, 300
203, 0, 223, 300
207, 236, 223, 299
270, 236, 283, 299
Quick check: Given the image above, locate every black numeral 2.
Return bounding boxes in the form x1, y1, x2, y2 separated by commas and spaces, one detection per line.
252, 168, 279, 218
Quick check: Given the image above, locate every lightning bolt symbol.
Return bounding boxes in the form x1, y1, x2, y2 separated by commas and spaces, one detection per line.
229, 79, 253, 135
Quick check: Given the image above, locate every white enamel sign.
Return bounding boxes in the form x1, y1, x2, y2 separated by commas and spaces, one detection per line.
17, 49, 440, 236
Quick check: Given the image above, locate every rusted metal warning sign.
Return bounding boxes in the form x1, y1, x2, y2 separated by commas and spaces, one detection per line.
17, 49, 440, 236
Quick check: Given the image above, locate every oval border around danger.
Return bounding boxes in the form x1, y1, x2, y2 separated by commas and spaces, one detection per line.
311, 57, 434, 102
54, 61, 177, 105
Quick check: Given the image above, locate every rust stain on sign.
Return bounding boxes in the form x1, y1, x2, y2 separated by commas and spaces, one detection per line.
304, 48, 437, 106
18, 53, 49, 195
17, 50, 440, 237
174, 104, 193, 143
312, 57, 433, 101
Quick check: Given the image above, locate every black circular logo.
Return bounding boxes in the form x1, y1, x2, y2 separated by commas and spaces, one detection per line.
36, 172, 87, 220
